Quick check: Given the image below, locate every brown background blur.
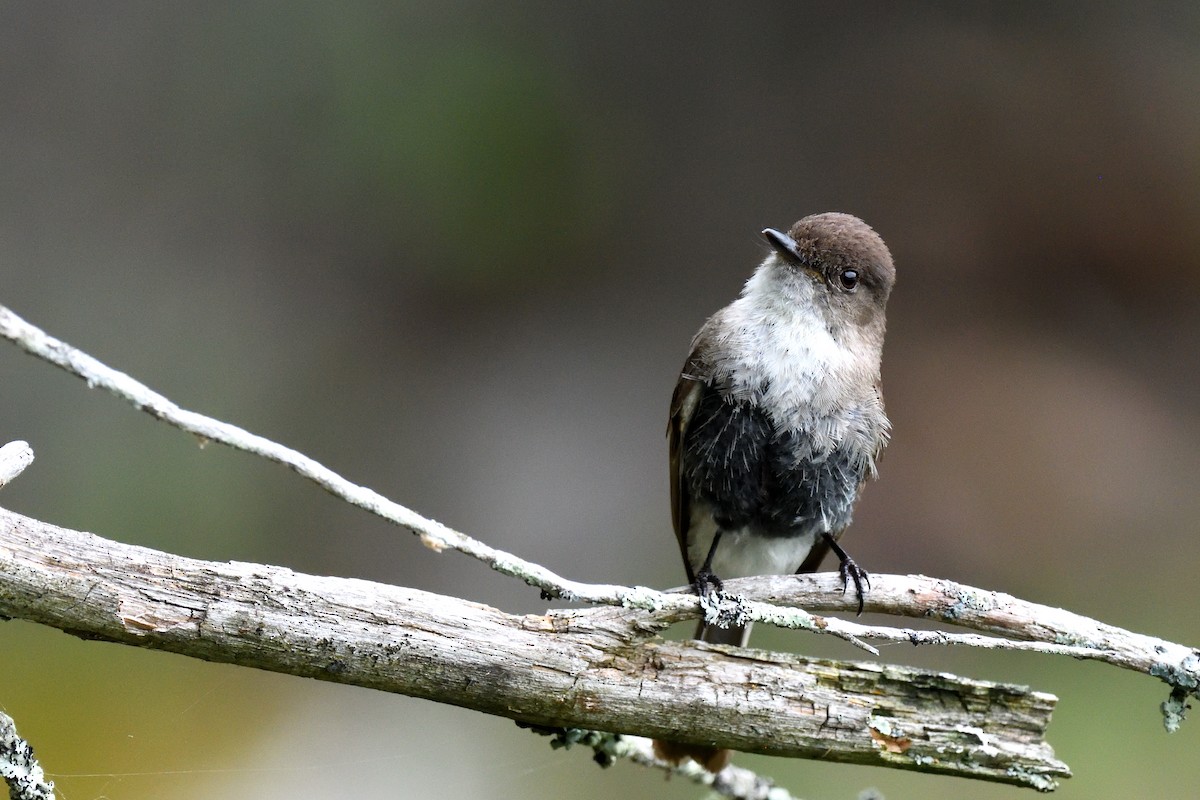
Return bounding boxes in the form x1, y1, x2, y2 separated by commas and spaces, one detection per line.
1, 3, 1197, 799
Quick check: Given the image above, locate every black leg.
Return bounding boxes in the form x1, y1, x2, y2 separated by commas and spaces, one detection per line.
693, 532, 724, 598
822, 532, 870, 615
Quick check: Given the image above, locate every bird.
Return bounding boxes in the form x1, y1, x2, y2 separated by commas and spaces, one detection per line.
653, 212, 895, 772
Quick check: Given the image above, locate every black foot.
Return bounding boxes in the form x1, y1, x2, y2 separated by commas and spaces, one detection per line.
838, 556, 870, 615
692, 568, 723, 599
822, 533, 870, 615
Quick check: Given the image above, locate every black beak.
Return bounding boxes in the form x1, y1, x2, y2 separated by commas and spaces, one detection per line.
761, 228, 803, 264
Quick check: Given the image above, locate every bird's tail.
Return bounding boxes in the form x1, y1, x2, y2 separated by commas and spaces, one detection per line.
696, 619, 751, 647
650, 619, 752, 772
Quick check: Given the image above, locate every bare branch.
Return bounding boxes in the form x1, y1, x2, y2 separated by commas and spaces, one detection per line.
0, 506, 1068, 790
524, 728, 803, 800
0, 308, 825, 633
634, 573, 1200, 721
0, 441, 33, 489
0, 710, 55, 800
757, 574, 1199, 697
0, 304, 879, 653
2, 301, 1197, 794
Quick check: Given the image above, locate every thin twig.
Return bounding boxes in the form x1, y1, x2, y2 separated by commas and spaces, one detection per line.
524, 727, 799, 800
2, 302, 1199, 703
0, 304, 876, 652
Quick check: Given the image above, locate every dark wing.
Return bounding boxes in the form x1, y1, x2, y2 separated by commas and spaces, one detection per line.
668, 363, 706, 585
670, 350, 776, 582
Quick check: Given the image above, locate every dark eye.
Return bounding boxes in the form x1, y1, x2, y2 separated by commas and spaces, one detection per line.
838, 269, 859, 290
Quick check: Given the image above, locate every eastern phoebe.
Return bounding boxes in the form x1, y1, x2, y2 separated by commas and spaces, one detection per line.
654, 212, 895, 771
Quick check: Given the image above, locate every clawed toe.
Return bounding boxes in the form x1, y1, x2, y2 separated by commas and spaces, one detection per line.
838, 557, 870, 615
693, 569, 723, 598
823, 532, 870, 615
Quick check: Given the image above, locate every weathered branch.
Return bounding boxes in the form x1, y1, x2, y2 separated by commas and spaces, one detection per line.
0, 307, 862, 654
634, 573, 1200, 712
0, 710, 54, 800
0, 506, 1068, 790
3, 301, 1198, 796
0, 441, 33, 489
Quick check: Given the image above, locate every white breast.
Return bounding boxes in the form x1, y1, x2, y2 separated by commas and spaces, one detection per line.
686, 512, 820, 578
705, 260, 858, 436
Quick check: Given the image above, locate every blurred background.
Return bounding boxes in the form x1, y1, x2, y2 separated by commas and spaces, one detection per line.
1, 3, 1198, 798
